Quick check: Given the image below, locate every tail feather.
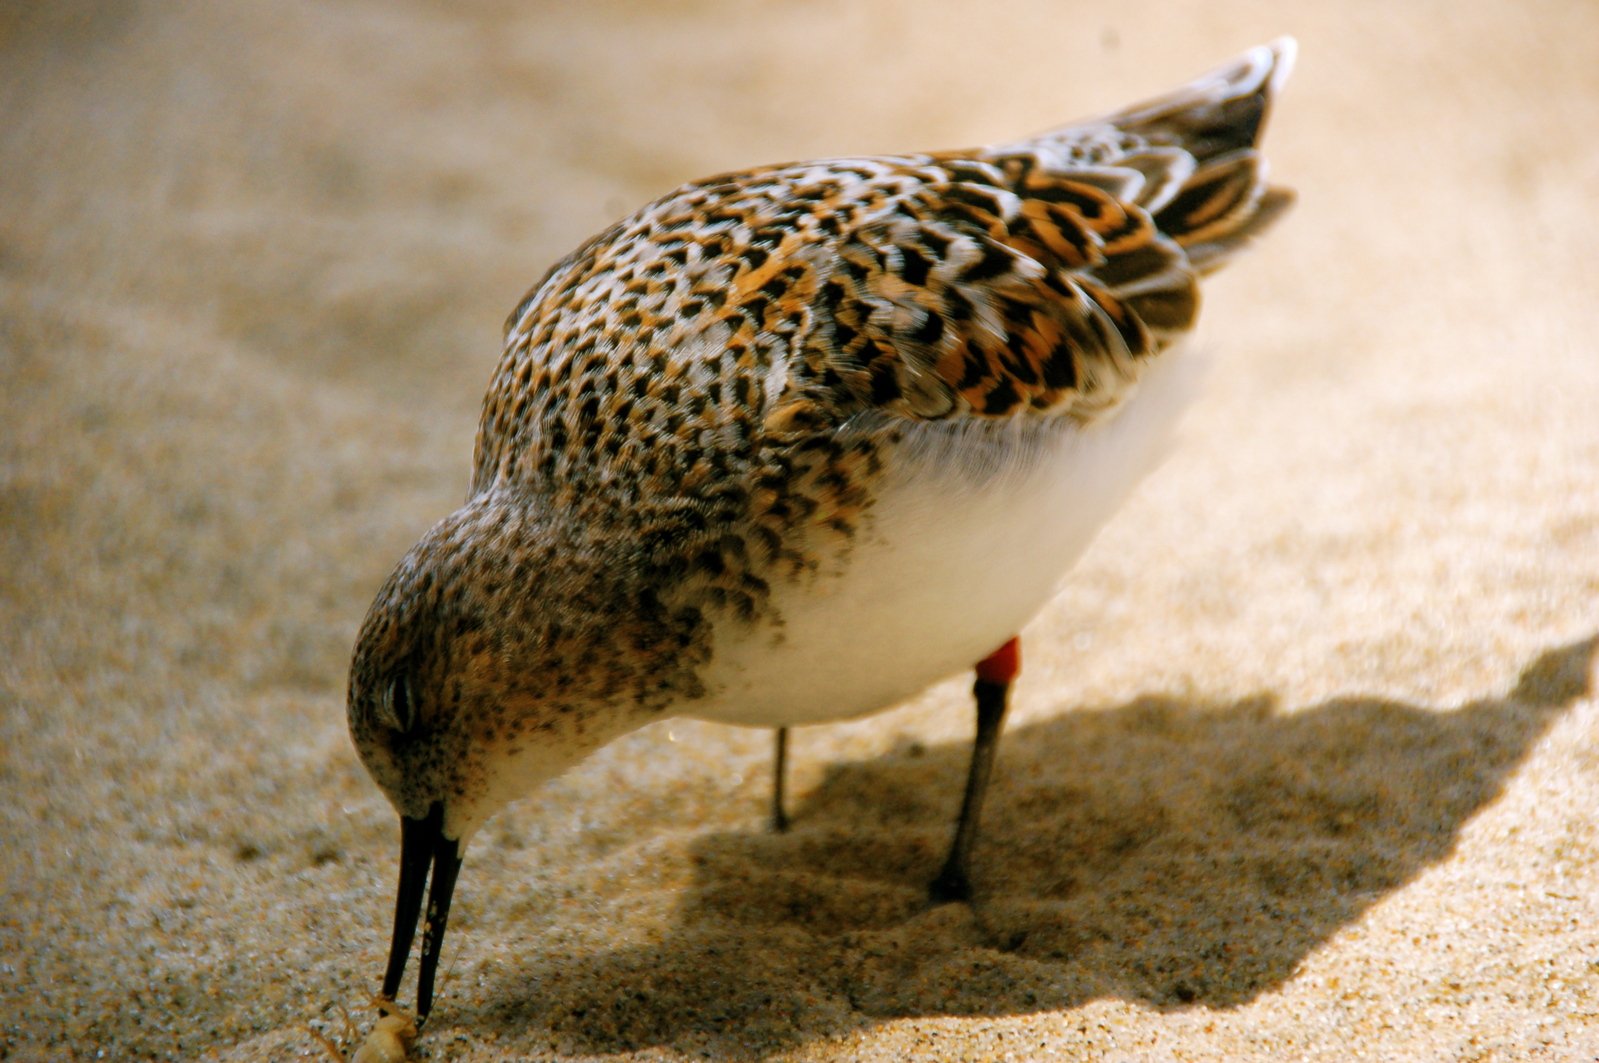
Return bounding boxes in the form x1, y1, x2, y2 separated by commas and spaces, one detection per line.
997, 39, 1295, 278
1182, 183, 1294, 274
1106, 37, 1296, 164
1115, 38, 1297, 272
1117, 148, 1198, 213
812, 41, 1296, 424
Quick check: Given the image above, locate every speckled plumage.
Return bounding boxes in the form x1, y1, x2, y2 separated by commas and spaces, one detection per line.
348, 39, 1296, 1021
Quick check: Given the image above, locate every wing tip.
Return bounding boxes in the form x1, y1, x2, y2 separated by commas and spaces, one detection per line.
1262, 36, 1299, 95
1109, 36, 1298, 156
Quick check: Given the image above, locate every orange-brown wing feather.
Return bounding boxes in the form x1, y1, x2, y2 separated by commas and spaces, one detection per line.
809, 164, 1195, 422
799, 37, 1295, 424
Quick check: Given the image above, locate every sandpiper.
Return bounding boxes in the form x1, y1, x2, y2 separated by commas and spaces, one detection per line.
348, 38, 1296, 1020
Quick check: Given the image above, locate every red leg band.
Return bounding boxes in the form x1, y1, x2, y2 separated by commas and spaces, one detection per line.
974, 636, 1021, 685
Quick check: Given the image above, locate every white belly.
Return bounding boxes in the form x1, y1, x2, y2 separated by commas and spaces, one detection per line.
689, 346, 1207, 727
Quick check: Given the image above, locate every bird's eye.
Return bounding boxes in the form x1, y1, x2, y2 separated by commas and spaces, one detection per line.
380, 672, 417, 734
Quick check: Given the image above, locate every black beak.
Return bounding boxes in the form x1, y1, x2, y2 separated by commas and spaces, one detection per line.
380, 801, 464, 1021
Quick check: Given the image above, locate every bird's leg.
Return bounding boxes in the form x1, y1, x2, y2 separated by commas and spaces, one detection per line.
771, 726, 791, 833
928, 636, 1019, 904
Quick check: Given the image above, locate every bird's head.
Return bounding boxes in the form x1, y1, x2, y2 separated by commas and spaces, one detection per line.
346, 498, 675, 1019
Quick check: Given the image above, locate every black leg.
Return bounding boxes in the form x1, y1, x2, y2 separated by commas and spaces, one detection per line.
928, 641, 1017, 903
771, 726, 791, 833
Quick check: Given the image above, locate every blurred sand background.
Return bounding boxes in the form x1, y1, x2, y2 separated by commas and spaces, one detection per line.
4, 2, 1599, 1059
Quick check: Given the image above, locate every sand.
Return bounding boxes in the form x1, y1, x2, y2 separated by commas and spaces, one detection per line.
4, 2, 1598, 1059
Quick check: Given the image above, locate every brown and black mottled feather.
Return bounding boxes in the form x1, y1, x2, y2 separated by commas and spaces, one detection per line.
476, 40, 1293, 507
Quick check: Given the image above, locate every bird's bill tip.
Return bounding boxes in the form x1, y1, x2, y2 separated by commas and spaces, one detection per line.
380, 803, 464, 1021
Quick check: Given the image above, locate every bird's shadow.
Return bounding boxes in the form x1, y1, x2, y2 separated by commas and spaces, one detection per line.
466, 636, 1596, 1057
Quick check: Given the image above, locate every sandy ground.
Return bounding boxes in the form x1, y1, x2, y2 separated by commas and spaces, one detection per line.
4, 2, 1599, 1059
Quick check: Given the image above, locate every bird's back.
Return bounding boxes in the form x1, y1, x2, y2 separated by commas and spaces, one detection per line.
476, 38, 1293, 491
466, 40, 1295, 673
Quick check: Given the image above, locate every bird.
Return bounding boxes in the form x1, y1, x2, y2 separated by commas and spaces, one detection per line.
346, 38, 1297, 1022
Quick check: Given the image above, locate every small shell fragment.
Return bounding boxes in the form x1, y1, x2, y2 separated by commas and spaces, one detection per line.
350, 1009, 418, 1063
307, 998, 419, 1063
